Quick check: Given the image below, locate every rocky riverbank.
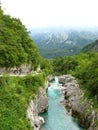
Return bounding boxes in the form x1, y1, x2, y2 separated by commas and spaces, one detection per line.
58, 75, 98, 130
27, 81, 48, 130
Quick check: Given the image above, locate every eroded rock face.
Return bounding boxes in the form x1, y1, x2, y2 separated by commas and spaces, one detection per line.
0, 64, 41, 75
0, 67, 6, 74
37, 87, 48, 113
27, 81, 48, 130
47, 75, 54, 82
0, 64, 32, 75
58, 75, 97, 130
27, 100, 45, 130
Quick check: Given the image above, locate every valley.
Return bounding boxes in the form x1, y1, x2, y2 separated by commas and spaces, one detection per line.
1, 4, 98, 130
30, 26, 98, 58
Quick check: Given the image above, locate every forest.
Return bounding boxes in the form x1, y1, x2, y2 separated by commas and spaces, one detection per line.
0, 6, 41, 69
0, 6, 51, 130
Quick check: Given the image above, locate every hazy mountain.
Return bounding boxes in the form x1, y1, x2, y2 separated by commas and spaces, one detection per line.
81, 40, 98, 53
30, 26, 98, 58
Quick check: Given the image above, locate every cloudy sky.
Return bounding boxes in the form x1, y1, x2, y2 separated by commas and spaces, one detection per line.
1, 0, 98, 29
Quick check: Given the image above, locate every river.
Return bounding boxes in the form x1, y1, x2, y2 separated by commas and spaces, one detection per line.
40, 77, 83, 130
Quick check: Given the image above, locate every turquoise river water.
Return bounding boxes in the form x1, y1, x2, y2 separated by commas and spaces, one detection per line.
40, 77, 83, 130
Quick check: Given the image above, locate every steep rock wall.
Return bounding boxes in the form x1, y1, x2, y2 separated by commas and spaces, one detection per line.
0, 64, 40, 75
27, 81, 48, 130
58, 75, 98, 130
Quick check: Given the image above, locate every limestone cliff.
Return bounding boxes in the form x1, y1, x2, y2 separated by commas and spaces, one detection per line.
0, 64, 40, 76
27, 81, 48, 130
58, 75, 98, 130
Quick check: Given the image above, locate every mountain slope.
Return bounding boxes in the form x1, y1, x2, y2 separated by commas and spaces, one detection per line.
30, 26, 98, 58
0, 6, 48, 130
81, 40, 98, 52
0, 7, 41, 69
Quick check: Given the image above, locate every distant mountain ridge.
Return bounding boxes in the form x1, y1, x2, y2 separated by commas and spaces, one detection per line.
30, 26, 98, 58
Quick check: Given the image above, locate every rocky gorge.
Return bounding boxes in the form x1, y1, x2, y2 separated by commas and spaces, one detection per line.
24, 74, 98, 130
58, 75, 98, 130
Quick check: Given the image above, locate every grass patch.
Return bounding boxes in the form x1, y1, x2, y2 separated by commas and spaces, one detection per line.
0, 73, 46, 130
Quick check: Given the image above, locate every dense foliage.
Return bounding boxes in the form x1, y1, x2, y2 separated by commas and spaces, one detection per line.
0, 73, 46, 130
0, 7, 41, 69
53, 52, 98, 105
53, 56, 78, 75
40, 58, 53, 75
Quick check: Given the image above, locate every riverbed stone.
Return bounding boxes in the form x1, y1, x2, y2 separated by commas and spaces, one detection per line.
58, 75, 97, 130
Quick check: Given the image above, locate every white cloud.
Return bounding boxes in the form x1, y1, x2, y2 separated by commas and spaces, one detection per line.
1, 0, 98, 28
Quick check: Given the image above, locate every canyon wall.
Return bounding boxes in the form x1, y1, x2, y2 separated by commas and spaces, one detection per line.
58, 75, 98, 130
